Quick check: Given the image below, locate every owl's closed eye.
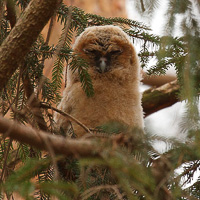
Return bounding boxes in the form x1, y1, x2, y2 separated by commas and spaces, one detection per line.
83, 47, 123, 73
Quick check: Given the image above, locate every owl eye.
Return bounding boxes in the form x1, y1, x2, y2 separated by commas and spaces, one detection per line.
109, 49, 123, 55
83, 49, 98, 54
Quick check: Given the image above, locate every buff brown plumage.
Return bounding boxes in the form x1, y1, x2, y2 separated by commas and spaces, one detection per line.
54, 25, 144, 136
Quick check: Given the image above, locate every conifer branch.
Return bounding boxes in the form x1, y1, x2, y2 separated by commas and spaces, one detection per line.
0, 0, 62, 93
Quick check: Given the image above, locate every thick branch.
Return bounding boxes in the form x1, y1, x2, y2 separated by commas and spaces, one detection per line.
142, 80, 180, 117
0, 0, 61, 92
142, 72, 176, 87
0, 117, 97, 157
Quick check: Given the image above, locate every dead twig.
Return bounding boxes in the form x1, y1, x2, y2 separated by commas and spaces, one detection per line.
6, 0, 16, 28
81, 184, 123, 200
40, 102, 92, 134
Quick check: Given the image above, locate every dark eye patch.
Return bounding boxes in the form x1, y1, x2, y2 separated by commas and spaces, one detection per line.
108, 49, 123, 56
83, 49, 98, 54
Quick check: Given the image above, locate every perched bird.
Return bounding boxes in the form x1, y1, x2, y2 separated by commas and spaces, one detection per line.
54, 25, 144, 137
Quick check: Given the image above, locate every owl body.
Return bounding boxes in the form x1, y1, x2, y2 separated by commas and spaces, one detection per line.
54, 25, 144, 136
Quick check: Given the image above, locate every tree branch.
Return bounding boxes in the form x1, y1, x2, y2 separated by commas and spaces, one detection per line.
6, 0, 16, 28
0, 0, 62, 93
142, 72, 176, 87
0, 116, 97, 158
40, 102, 92, 134
142, 80, 180, 117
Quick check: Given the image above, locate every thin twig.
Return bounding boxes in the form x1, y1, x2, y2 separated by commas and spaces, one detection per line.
6, 0, 16, 28
140, 0, 145, 12
45, 15, 55, 45
81, 184, 123, 200
40, 102, 92, 134
0, 0, 5, 29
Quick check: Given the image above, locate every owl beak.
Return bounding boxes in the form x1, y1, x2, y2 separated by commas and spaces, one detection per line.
97, 57, 108, 73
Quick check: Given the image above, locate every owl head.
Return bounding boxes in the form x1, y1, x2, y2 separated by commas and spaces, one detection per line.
73, 25, 139, 78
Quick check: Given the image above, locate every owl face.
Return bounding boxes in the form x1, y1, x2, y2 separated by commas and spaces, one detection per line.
73, 25, 134, 74
82, 42, 123, 73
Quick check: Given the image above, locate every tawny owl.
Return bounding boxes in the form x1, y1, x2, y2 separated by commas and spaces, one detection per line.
54, 25, 144, 137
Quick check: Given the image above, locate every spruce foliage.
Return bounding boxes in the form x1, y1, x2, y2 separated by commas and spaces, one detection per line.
0, 0, 200, 199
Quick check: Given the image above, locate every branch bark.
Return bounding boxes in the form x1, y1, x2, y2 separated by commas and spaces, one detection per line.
0, 0, 61, 92
0, 116, 97, 157
142, 80, 180, 117
142, 72, 176, 87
